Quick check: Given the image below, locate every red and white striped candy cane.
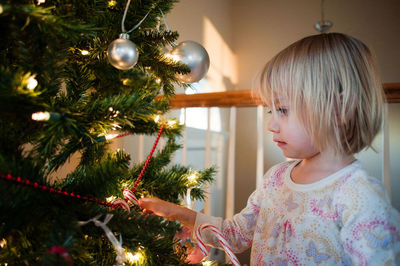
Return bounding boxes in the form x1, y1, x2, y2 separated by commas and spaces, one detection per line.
195, 223, 241, 266
123, 189, 139, 206
111, 198, 131, 212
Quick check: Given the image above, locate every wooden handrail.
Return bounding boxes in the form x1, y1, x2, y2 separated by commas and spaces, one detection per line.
166, 83, 400, 108
384, 83, 400, 103
168, 89, 263, 108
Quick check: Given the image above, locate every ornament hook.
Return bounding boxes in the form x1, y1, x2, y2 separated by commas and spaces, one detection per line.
315, 0, 333, 33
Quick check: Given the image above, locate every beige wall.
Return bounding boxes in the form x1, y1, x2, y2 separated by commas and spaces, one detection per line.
166, 0, 236, 94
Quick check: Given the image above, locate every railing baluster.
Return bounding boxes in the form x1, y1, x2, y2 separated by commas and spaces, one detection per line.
226, 107, 237, 219
382, 103, 391, 199
138, 135, 144, 163
181, 108, 187, 166
256, 105, 264, 189
204, 107, 211, 215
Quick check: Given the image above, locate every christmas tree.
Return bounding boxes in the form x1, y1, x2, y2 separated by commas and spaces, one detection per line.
0, 0, 214, 264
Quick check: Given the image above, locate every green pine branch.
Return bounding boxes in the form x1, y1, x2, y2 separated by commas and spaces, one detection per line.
0, 0, 216, 264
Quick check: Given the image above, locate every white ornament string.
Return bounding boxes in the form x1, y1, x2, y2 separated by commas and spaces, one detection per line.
159, 8, 177, 47
158, 8, 169, 31
78, 214, 126, 265
195, 223, 240, 266
121, 0, 153, 34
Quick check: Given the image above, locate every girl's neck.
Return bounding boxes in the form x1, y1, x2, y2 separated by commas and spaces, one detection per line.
290, 152, 356, 185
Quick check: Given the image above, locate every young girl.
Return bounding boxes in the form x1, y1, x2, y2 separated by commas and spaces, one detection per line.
139, 33, 400, 265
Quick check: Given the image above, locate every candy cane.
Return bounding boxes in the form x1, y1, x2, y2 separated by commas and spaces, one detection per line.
111, 198, 131, 212
123, 189, 139, 206
195, 223, 241, 266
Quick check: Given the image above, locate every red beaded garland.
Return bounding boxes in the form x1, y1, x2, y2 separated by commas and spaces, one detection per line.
0, 125, 165, 210
130, 123, 164, 194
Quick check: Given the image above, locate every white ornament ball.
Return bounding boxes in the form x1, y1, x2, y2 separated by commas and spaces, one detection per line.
107, 33, 139, 70
167, 41, 210, 83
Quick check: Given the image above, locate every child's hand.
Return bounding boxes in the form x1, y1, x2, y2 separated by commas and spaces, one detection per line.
138, 197, 196, 229
138, 197, 177, 220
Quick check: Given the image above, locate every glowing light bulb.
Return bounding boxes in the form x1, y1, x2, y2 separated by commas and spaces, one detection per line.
126, 251, 142, 263
164, 52, 180, 63
112, 123, 121, 130
112, 111, 120, 118
154, 115, 160, 123
108, 0, 117, 7
37, 0, 46, 5
31, 111, 60, 121
202, 261, 214, 266
187, 172, 199, 185
167, 120, 177, 128
0, 238, 6, 248
106, 196, 116, 202
27, 76, 38, 90
105, 133, 119, 140
122, 78, 130, 85
81, 50, 89, 55
32, 111, 50, 121
155, 78, 161, 84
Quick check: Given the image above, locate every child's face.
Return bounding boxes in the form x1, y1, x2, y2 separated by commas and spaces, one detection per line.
266, 98, 319, 159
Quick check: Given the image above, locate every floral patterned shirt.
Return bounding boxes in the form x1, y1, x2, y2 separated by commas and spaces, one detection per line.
194, 160, 400, 265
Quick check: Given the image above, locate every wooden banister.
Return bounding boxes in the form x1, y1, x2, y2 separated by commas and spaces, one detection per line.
166, 83, 400, 108
384, 83, 400, 103
168, 89, 263, 108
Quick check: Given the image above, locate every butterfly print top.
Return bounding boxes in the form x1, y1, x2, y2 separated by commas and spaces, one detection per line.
194, 160, 400, 265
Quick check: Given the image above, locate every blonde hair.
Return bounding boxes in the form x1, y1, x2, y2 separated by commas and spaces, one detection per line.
257, 33, 385, 155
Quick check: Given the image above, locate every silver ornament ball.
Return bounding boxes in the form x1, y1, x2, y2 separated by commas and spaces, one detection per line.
167, 41, 210, 83
107, 33, 139, 70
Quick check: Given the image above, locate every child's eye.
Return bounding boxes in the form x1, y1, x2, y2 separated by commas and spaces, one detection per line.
276, 108, 288, 115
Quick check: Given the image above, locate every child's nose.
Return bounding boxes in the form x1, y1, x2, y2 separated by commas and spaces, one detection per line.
267, 116, 279, 133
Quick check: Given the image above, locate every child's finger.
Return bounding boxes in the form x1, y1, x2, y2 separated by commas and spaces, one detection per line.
138, 198, 149, 209
142, 208, 153, 214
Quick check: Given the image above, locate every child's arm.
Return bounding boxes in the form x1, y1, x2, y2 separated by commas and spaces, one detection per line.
139, 188, 262, 254
138, 197, 197, 230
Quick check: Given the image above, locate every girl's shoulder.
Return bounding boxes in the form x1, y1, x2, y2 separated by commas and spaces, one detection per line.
333, 162, 399, 223
335, 162, 388, 200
